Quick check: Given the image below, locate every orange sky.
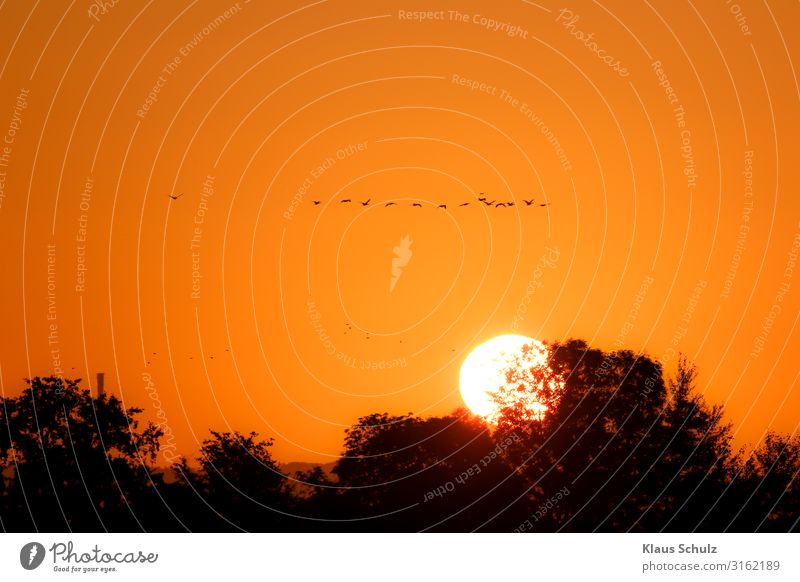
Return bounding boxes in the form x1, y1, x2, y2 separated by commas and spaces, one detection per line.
0, 0, 798, 464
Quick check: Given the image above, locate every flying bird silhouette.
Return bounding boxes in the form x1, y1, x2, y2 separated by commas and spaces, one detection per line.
495, 202, 508, 208
438, 204, 447, 209
539, 202, 550, 207
459, 202, 470, 206
385, 202, 397, 206
412, 202, 422, 207
168, 193, 183, 200
481, 199, 495, 206
312, 200, 321, 205
340, 199, 351, 203
360, 198, 371, 206
523, 199, 535, 206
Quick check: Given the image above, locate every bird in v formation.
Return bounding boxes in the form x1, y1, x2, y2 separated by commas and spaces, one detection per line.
324, 197, 550, 210
321, 194, 550, 209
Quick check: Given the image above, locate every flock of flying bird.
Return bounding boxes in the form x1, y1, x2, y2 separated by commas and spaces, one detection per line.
312, 194, 550, 210
167, 192, 550, 210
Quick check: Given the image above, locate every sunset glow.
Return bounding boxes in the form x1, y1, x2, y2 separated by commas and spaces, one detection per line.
460, 335, 559, 422
1, 0, 799, 543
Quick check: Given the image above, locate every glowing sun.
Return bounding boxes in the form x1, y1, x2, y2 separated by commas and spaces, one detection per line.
459, 334, 563, 423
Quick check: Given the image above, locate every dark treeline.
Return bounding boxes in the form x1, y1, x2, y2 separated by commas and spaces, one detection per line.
1, 340, 798, 532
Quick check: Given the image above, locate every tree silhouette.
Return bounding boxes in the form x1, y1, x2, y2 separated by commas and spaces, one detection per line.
0, 376, 169, 531
730, 432, 800, 531
490, 340, 565, 425
491, 341, 736, 532
178, 430, 291, 531
330, 411, 528, 531
637, 356, 737, 531
1, 346, 798, 532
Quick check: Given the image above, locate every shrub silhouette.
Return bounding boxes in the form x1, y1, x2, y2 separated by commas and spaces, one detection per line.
0, 376, 170, 531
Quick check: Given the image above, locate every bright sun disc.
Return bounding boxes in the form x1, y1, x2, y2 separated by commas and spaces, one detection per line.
459, 334, 558, 422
